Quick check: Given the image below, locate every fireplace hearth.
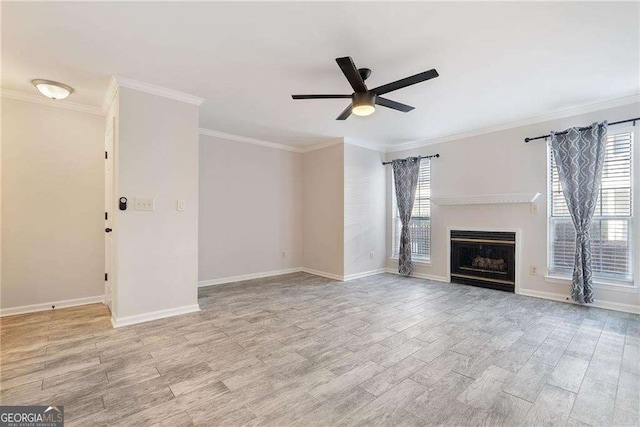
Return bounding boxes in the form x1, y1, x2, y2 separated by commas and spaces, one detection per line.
450, 230, 515, 292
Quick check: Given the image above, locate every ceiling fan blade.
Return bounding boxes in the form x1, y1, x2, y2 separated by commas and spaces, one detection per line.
372, 69, 439, 95
336, 103, 352, 120
336, 57, 367, 93
375, 97, 415, 112
292, 94, 352, 99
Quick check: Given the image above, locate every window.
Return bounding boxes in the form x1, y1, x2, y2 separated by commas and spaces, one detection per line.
548, 130, 634, 282
392, 161, 431, 260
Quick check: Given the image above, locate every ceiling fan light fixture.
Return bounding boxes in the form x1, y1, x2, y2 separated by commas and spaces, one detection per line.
352, 92, 376, 117
352, 104, 375, 117
31, 79, 74, 100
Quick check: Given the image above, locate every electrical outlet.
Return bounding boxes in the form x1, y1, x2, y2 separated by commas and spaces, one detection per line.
134, 197, 154, 211
530, 265, 538, 275
369, 251, 374, 260
530, 203, 538, 214
177, 200, 185, 212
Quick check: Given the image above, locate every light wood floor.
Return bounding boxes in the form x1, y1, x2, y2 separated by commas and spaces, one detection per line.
1, 272, 638, 426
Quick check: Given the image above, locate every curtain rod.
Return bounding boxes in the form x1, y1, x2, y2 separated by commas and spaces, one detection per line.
524, 117, 639, 143
382, 154, 439, 165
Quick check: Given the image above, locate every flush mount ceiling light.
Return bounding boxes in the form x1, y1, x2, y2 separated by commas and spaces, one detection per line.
31, 79, 74, 100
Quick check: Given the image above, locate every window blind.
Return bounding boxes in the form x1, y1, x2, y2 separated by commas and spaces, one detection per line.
549, 131, 633, 281
393, 160, 431, 260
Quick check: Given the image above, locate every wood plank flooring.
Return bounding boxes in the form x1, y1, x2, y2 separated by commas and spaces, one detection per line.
1, 272, 638, 426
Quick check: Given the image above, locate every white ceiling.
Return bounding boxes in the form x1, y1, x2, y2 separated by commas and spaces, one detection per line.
3, 2, 639, 148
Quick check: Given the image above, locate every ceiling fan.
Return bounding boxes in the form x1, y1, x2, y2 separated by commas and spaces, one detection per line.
292, 56, 439, 120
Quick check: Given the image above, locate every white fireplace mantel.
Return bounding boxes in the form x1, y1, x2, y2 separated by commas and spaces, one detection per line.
432, 192, 541, 206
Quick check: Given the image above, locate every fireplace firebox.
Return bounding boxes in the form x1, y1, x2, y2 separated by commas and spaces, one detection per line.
450, 230, 515, 292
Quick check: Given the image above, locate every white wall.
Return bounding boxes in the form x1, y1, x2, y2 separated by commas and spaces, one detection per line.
385, 102, 640, 313
344, 143, 386, 277
198, 135, 303, 282
113, 87, 199, 320
1, 98, 104, 310
303, 142, 345, 277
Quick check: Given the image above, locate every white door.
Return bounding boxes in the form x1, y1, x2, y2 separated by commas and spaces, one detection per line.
104, 118, 114, 312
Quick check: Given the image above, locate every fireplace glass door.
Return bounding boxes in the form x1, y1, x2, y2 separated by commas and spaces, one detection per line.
450, 230, 516, 292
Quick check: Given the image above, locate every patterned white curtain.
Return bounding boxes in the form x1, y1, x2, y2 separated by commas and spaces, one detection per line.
392, 157, 422, 276
550, 122, 608, 303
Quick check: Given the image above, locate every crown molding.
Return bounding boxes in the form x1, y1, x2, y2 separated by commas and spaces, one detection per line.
113, 76, 204, 106
198, 130, 388, 155
0, 88, 104, 116
102, 76, 119, 114
199, 128, 304, 153
301, 138, 345, 153
386, 92, 640, 153
303, 137, 386, 153
343, 137, 386, 153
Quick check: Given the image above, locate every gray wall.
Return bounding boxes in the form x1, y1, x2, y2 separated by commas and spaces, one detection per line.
1, 98, 104, 310
198, 135, 303, 281
302, 143, 345, 277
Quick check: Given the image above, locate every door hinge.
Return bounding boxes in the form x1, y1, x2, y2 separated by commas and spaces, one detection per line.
105, 151, 108, 159
105, 273, 108, 281
105, 212, 108, 220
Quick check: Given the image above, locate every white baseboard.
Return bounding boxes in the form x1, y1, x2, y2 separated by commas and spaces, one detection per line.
111, 304, 201, 328
518, 288, 640, 315
301, 267, 388, 281
343, 268, 386, 281
301, 268, 345, 281
384, 268, 449, 283
198, 267, 303, 287
0, 295, 105, 317
199, 266, 386, 286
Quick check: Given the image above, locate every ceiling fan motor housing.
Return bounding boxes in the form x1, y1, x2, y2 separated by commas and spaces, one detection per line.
358, 68, 372, 81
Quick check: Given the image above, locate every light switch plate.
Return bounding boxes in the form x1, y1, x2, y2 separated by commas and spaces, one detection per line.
134, 197, 154, 211
177, 200, 185, 212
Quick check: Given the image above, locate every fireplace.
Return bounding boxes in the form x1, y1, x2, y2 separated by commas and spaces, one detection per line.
450, 230, 516, 292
